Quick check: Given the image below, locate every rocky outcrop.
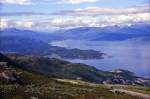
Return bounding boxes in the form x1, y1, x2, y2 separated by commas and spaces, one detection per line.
0, 61, 23, 85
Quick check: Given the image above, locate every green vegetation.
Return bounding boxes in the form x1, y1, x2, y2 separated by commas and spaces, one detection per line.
6, 54, 112, 83
108, 84, 150, 94
0, 53, 150, 99
0, 68, 140, 99
6, 54, 150, 86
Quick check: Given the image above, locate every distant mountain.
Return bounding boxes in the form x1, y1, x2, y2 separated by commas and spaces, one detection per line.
0, 30, 104, 59
0, 28, 63, 43
1, 23, 149, 58
1, 23, 150, 42
2, 53, 149, 86
52, 24, 150, 41
0, 36, 50, 54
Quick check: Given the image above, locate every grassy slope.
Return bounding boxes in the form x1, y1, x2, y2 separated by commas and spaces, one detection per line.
107, 84, 150, 95
6, 54, 113, 83
0, 53, 149, 99
0, 67, 142, 99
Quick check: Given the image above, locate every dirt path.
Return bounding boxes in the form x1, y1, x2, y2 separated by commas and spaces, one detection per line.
110, 89, 150, 99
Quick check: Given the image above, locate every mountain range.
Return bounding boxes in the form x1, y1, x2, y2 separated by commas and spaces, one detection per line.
1, 23, 150, 42
52, 24, 150, 41
1, 24, 149, 55
0, 29, 104, 59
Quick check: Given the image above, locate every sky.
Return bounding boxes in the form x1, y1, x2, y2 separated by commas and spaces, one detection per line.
0, 0, 150, 31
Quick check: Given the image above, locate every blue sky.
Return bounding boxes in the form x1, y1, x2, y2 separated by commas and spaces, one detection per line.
1, 0, 148, 12
0, 0, 150, 31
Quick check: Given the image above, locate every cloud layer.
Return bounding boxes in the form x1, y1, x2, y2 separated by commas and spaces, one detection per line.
0, 0, 32, 5
1, 3, 150, 31
61, 0, 98, 4
0, 0, 98, 5
55, 3, 150, 16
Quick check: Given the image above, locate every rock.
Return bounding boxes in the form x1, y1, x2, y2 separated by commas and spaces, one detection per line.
30, 97, 39, 99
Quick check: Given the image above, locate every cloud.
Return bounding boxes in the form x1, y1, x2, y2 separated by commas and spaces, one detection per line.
2, 12, 149, 31
0, 19, 8, 29
101, 13, 150, 25
1, 3, 150, 31
55, 3, 150, 16
48, 13, 150, 28
0, 12, 51, 16
16, 20, 34, 28
49, 16, 95, 27
0, 0, 32, 5
1, 3, 149, 17
0, 19, 35, 29
60, 0, 98, 4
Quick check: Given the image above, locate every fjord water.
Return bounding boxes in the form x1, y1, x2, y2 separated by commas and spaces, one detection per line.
51, 40, 150, 78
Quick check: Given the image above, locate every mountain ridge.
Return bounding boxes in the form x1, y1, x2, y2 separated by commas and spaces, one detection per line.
0, 34, 104, 59
1, 53, 149, 99
1, 53, 149, 86
1, 23, 150, 42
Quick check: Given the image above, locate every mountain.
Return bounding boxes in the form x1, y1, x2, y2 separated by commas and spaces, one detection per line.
2, 53, 150, 86
1, 24, 150, 42
3, 53, 110, 83
52, 24, 150, 41
0, 36, 50, 54
0, 29, 104, 59
1, 23, 150, 43
1, 53, 149, 99
0, 28, 63, 43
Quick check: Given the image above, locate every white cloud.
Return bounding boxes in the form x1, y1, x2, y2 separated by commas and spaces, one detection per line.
49, 16, 98, 28
1, 3, 150, 30
58, 3, 150, 16
0, 0, 32, 5
60, 0, 98, 4
0, 19, 35, 30
101, 13, 150, 25
50, 13, 150, 27
16, 21, 34, 28
1, 12, 150, 31
0, 19, 8, 29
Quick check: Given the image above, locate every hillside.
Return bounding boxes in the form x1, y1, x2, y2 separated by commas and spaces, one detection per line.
0, 53, 150, 99
2, 53, 150, 86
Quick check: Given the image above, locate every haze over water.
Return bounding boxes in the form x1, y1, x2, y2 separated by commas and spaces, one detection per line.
51, 40, 150, 78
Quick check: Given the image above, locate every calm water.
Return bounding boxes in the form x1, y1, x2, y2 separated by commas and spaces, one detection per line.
51, 40, 150, 78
